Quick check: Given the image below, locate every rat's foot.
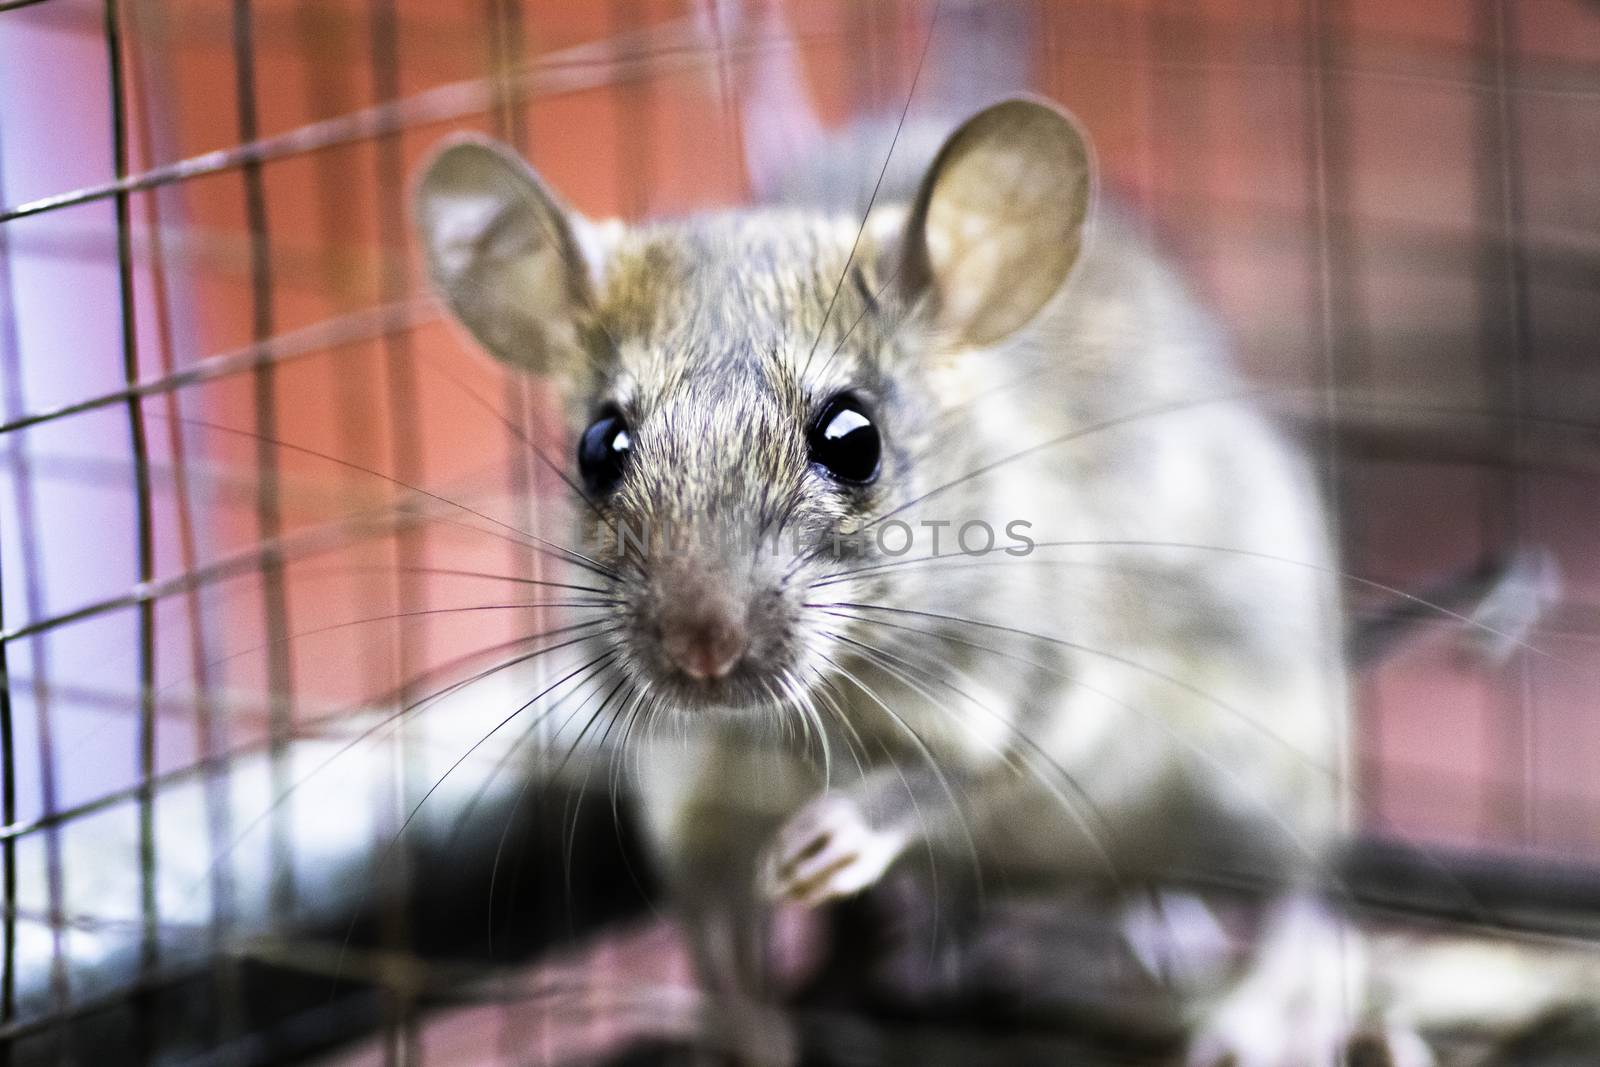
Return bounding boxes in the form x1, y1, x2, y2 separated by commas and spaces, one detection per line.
760, 793, 909, 907
1184, 894, 1372, 1067
1187, 1021, 1434, 1067
1185, 1010, 1335, 1067
1348, 1027, 1437, 1067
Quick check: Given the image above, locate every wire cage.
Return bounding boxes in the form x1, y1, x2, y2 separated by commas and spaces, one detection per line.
1, 0, 1598, 1064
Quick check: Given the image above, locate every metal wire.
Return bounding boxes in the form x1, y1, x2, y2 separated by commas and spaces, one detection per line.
366, 0, 424, 1054
102, 1, 162, 1058
0, 134, 19, 1067
0, 0, 1598, 1062
0, 13, 838, 226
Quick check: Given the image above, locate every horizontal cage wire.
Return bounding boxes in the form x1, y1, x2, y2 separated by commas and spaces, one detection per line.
1, 0, 1599, 1064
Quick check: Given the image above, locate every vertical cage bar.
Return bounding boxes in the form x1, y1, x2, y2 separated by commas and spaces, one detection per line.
1302, 0, 1369, 828
126, 3, 245, 1050
0, 150, 17, 1067
102, 4, 163, 1032
483, 0, 547, 976
230, 0, 299, 918
484, 0, 534, 638
1472, 0, 1536, 845
0, 137, 69, 1062
485, 0, 530, 153
367, 0, 422, 1058
0, 588, 10, 1063
1150, 1, 1213, 257
612, 0, 656, 222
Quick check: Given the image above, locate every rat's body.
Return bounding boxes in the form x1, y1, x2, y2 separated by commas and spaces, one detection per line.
619, 203, 1351, 1067
415, 101, 1355, 1065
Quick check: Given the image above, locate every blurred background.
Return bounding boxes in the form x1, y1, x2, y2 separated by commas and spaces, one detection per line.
1, 0, 1598, 1063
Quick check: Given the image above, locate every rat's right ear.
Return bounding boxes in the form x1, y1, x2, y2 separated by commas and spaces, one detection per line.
898, 98, 1094, 350
414, 137, 597, 374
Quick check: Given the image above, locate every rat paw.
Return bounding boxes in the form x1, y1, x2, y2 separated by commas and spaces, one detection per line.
1184, 967, 1350, 1067
1185, 895, 1381, 1067
1185, 1001, 1430, 1067
1186, 1025, 1435, 1067
760, 793, 908, 907
1185, 1012, 1337, 1067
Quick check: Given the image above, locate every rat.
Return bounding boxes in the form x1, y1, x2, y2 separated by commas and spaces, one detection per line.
413, 98, 1368, 1066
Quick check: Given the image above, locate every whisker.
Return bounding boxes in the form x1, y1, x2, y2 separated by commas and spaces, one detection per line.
866, 382, 1600, 535
763, 671, 812, 763
0, 495, 614, 646
563, 680, 646, 904
555, 679, 645, 942
825, 627, 1123, 888
189, 626, 618, 901
810, 260, 908, 388
439, 661, 618, 853
334, 645, 623, 983
164, 410, 624, 583
485, 666, 629, 957
812, 646, 967, 924
784, 667, 832, 789
822, 608, 1505, 930
0, 622, 593, 850
295, 562, 611, 597
606, 686, 644, 833
39, 608, 610, 774
862, 388, 1264, 532
813, 538, 1565, 665
165, 602, 616, 696
424, 357, 619, 537
830, 610, 1339, 873
602, 685, 662, 922
805, 668, 870, 784
798, 0, 942, 383
817, 599, 1336, 777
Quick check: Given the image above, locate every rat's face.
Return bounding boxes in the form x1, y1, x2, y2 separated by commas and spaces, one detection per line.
564, 216, 909, 709
414, 100, 1092, 718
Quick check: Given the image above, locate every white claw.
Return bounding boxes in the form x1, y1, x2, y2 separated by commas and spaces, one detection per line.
761, 793, 908, 907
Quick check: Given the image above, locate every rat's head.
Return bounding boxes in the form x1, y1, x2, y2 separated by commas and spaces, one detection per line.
414, 99, 1093, 716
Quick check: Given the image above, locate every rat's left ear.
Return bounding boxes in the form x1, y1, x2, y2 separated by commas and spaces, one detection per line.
413, 136, 600, 376
898, 98, 1094, 349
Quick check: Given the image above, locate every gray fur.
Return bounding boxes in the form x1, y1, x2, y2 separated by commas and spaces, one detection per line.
416, 99, 1350, 1064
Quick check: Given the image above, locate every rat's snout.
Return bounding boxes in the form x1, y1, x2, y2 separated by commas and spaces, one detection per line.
654, 563, 751, 683
661, 604, 747, 681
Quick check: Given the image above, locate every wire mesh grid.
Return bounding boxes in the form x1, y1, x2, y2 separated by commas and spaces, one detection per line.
1, 0, 1599, 1063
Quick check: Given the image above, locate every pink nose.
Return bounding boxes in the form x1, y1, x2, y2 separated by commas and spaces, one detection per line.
662, 613, 747, 681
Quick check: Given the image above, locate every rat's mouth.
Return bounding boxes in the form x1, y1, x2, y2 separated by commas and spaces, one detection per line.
643, 654, 788, 713
626, 621, 805, 715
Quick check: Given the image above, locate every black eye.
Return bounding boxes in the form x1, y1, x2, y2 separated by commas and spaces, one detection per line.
808, 394, 881, 485
578, 408, 632, 495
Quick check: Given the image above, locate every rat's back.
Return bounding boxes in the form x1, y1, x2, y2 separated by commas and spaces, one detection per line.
852, 192, 1350, 888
